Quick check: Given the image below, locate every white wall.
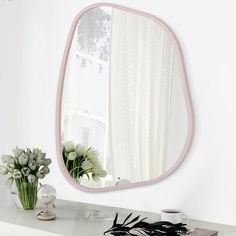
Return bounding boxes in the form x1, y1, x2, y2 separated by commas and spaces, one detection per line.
0, 0, 236, 226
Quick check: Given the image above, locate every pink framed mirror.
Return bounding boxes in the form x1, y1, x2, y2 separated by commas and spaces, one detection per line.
56, 3, 194, 192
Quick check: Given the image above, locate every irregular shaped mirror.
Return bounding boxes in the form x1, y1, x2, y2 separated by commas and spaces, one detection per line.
56, 3, 194, 192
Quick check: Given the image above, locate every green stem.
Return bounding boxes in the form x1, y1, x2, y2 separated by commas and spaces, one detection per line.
69, 167, 92, 178
15, 179, 38, 210
66, 158, 69, 169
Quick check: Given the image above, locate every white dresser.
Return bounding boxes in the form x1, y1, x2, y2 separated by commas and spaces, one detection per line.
0, 199, 235, 236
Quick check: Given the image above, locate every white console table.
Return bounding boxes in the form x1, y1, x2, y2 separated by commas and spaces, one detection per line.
0, 199, 235, 236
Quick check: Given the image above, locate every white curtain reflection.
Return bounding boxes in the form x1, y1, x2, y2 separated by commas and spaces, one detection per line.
109, 9, 176, 182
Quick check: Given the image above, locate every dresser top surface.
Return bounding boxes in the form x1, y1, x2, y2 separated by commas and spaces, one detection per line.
0, 199, 235, 236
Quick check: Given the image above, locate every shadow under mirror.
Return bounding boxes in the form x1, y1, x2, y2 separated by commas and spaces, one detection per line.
58, 4, 193, 191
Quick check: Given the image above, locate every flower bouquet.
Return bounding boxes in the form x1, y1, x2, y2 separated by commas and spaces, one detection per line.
0, 147, 51, 210
62, 141, 107, 182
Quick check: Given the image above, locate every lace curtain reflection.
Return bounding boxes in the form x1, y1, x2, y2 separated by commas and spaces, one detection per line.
109, 9, 176, 182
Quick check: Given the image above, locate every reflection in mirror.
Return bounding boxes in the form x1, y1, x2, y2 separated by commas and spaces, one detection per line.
59, 5, 193, 190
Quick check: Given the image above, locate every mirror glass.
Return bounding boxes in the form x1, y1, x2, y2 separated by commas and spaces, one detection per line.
59, 5, 193, 190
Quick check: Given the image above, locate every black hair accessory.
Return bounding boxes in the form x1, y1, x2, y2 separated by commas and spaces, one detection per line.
104, 213, 188, 236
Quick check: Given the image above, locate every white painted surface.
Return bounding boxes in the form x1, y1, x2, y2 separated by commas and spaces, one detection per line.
0, 0, 236, 226
0, 222, 61, 236
0, 199, 235, 236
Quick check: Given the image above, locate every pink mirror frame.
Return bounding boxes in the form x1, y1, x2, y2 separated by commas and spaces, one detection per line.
56, 2, 194, 193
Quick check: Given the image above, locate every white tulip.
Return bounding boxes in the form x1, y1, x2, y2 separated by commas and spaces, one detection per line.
75, 144, 86, 157
87, 150, 99, 164
0, 165, 8, 175
21, 167, 30, 177
1, 155, 7, 164
81, 160, 93, 170
28, 174, 36, 183
28, 160, 37, 170
92, 163, 107, 177
13, 147, 24, 158
18, 153, 29, 166
36, 152, 46, 165
92, 167, 102, 175
63, 141, 74, 152
92, 174, 100, 182
33, 148, 41, 156
7, 163, 15, 171
1, 155, 14, 164
68, 152, 77, 160
36, 170, 45, 179
41, 166, 50, 175
12, 169, 22, 179
97, 169, 107, 177
13, 157, 18, 165
29, 152, 36, 161
42, 158, 52, 166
